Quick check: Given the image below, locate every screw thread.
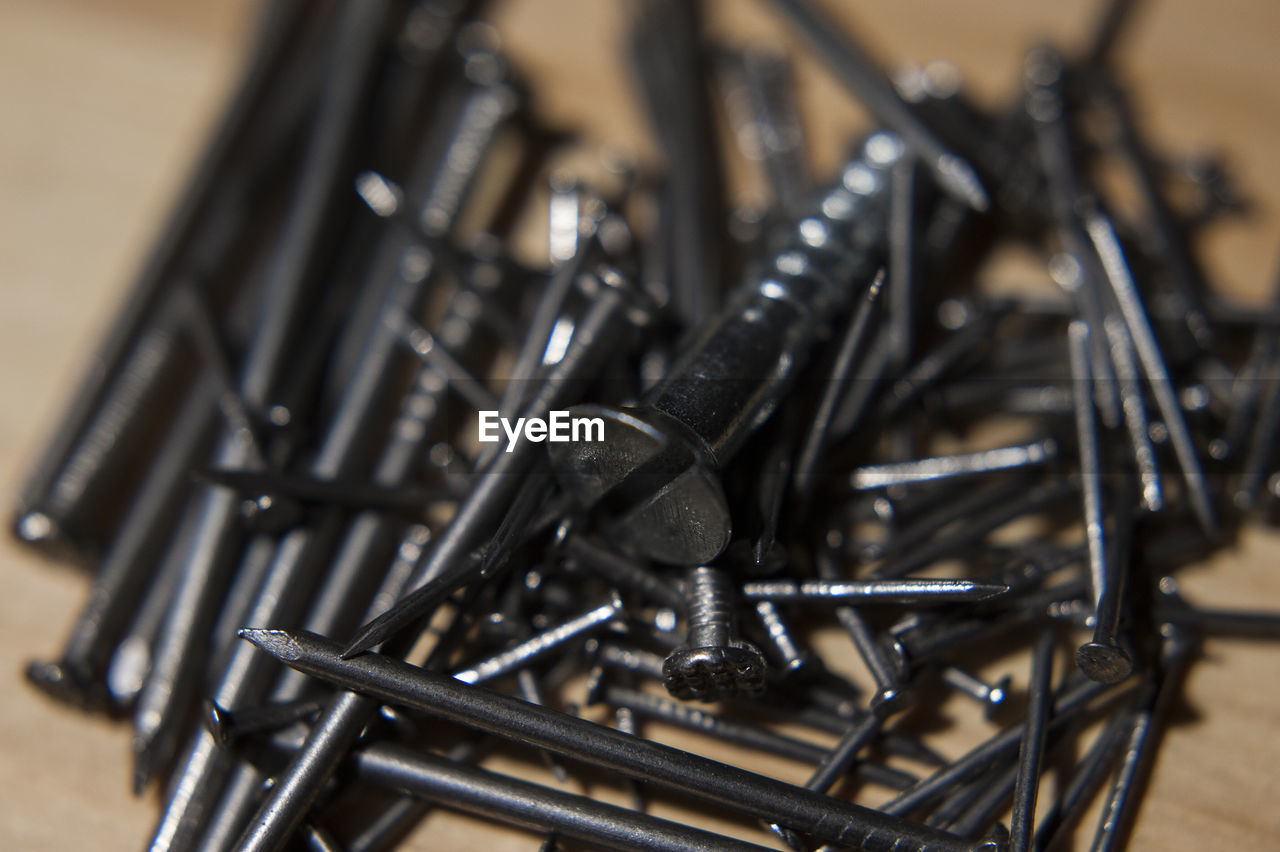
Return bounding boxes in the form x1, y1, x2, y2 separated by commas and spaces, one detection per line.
686, 566, 732, 648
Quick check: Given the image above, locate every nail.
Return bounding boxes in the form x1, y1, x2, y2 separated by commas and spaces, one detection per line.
941, 667, 1011, 719
880, 674, 1122, 818
1079, 476, 1136, 687
547, 137, 897, 567
791, 269, 886, 502
766, 711, 886, 852
489, 203, 602, 432
26, 377, 219, 710
352, 741, 776, 852
101, 501, 200, 712
1078, 0, 1143, 71
10, 2, 311, 558
203, 696, 325, 747
301, 823, 342, 852
816, 547, 910, 715
888, 576, 1089, 669
741, 578, 1010, 606
416, 59, 521, 239
346, 797, 432, 852
806, 712, 883, 795
1024, 55, 1123, 430
195, 468, 450, 515
242, 629, 997, 852
663, 566, 766, 701
886, 152, 918, 373
763, 0, 989, 211
1032, 702, 1133, 850
596, 682, 832, 768
515, 668, 571, 784
716, 48, 811, 219
1067, 322, 1108, 617
1090, 71, 1214, 359
452, 594, 623, 684
1084, 208, 1217, 535
1008, 631, 1055, 852
1103, 315, 1164, 511
871, 479, 1076, 579
1234, 356, 1280, 512
849, 438, 1056, 492
1220, 259, 1280, 461
1088, 631, 1195, 852
947, 761, 1018, 840
1155, 576, 1280, 637
346, 265, 645, 658
628, 0, 726, 327
557, 526, 685, 611
237, 269, 644, 852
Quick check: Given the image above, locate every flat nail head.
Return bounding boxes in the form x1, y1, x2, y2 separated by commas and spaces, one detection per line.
1076, 641, 1134, 684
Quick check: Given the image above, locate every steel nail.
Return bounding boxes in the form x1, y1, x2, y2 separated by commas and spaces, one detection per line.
1084, 208, 1217, 535
345, 264, 645, 657
815, 547, 910, 715
1155, 575, 1280, 637
452, 594, 623, 684
352, 741, 776, 852
11, 1, 312, 558
1008, 631, 1055, 851
548, 138, 897, 567
1088, 631, 1195, 852
242, 629, 997, 852
716, 48, 811, 219
662, 565, 767, 701
742, 578, 1010, 606
557, 526, 685, 611
1031, 702, 1133, 850
791, 269, 886, 502
26, 376, 219, 710
941, 667, 1011, 719
880, 674, 1122, 818
847, 438, 1057, 491
763, 0, 989, 212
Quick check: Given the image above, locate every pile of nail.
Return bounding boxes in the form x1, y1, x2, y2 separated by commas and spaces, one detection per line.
17, 0, 1280, 850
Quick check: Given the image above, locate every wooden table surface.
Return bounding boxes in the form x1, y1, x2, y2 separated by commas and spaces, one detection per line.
2, 1, 1278, 849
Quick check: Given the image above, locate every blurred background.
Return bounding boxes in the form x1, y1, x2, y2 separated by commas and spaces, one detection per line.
1, 0, 1278, 849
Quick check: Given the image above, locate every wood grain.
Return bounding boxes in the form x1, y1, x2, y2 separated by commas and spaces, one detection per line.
1, 1, 1277, 849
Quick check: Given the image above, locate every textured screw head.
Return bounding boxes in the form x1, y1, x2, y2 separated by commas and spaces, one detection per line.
661, 641, 767, 702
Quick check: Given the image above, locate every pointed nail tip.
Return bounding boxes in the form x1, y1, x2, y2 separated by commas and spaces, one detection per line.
203, 699, 231, 745
238, 628, 303, 662
130, 743, 154, 797
981, 583, 1013, 600
937, 157, 990, 213
339, 637, 373, 660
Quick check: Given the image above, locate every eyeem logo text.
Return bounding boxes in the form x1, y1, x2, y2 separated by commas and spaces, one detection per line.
478, 410, 604, 452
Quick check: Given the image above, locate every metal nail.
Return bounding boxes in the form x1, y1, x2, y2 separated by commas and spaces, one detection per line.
242, 629, 998, 852
764, 0, 989, 212
663, 565, 766, 701
547, 137, 897, 567
941, 667, 1011, 719
1008, 631, 1055, 851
